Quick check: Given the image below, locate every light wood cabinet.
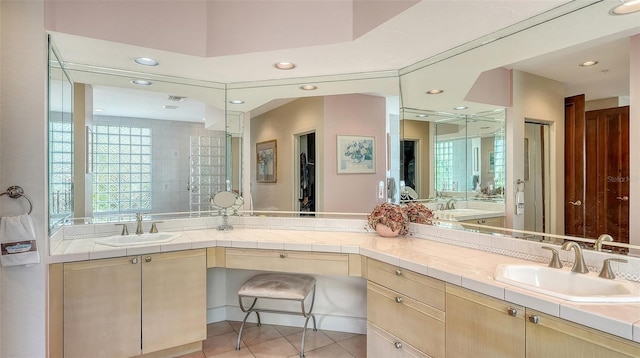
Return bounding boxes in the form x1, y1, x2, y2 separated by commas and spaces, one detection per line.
64, 256, 142, 358
63, 249, 206, 357
525, 309, 640, 358
366, 259, 445, 357
445, 284, 525, 358
367, 322, 429, 358
225, 248, 351, 276
141, 250, 207, 354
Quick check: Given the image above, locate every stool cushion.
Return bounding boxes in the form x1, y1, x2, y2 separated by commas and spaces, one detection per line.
238, 273, 316, 300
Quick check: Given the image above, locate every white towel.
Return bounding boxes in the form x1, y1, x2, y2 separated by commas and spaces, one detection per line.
0, 214, 40, 267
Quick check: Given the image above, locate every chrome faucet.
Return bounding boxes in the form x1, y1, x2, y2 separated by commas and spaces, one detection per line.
445, 198, 456, 210
561, 241, 589, 274
135, 212, 144, 235
593, 234, 613, 252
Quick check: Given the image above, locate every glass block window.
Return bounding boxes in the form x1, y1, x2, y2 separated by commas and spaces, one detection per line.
49, 116, 74, 216
435, 140, 454, 192
93, 125, 152, 214
189, 135, 226, 212
493, 129, 506, 191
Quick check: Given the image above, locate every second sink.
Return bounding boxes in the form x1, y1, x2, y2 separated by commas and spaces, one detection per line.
494, 264, 640, 303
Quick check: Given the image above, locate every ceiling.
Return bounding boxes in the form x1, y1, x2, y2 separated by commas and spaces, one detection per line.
48, 0, 640, 121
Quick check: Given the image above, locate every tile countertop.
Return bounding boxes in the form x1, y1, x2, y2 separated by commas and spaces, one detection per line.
49, 226, 640, 344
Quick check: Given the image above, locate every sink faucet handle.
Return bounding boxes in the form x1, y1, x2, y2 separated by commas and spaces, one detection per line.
561, 241, 590, 274
594, 234, 613, 252
149, 221, 163, 234
598, 258, 628, 279
115, 223, 129, 236
541, 246, 563, 269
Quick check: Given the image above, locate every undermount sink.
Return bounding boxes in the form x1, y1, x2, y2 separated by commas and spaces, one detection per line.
95, 233, 181, 247
494, 264, 640, 303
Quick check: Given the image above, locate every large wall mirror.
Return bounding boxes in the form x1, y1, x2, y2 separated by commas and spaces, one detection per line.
47, 1, 640, 255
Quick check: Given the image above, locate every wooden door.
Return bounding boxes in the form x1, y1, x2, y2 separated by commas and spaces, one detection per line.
584, 106, 630, 245
564, 95, 629, 245
141, 249, 206, 354
63, 256, 141, 358
564, 95, 585, 237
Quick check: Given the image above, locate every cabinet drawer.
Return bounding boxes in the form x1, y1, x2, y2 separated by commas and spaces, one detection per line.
367, 259, 445, 310
367, 322, 430, 358
367, 282, 445, 357
225, 248, 349, 275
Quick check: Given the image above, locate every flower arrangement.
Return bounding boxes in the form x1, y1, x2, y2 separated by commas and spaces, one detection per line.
367, 203, 409, 235
368, 202, 434, 236
404, 202, 434, 225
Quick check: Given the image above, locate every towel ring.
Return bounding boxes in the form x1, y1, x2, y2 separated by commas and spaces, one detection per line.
0, 186, 33, 215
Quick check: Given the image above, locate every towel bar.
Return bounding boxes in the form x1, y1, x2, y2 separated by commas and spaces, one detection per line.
0, 186, 33, 215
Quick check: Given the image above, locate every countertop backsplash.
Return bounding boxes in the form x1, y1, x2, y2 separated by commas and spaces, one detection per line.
50, 215, 640, 282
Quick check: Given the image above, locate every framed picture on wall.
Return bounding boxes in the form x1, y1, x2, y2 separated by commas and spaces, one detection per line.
337, 135, 375, 174
256, 140, 277, 183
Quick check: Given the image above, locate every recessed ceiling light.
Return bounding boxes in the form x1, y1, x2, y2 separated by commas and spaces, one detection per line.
274, 62, 296, 70
300, 85, 317, 90
202, 118, 206, 121
426, 89, 444, 94
417, 114, 428, 118
133, 57, 159, 66
131, 79, 152, 86
610, 0, 640, 15
579, 60, 599, 67
229, 100, 244, 104
454, 106, 468, 110
93, 108, 105, 112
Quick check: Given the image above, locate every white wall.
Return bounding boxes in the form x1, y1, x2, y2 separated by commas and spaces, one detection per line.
630, 34, 640, 252
0, 1, 48, 357
206, 268, 367, 334
508, 70, 564, 235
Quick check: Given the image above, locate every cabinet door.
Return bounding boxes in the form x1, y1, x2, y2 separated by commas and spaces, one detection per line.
141, 249, 206, 354
445, 285, 525, 358
64, 256, 142, 358
526, 310, 640, 358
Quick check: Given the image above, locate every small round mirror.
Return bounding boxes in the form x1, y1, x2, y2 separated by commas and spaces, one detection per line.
212, 191, 238, 208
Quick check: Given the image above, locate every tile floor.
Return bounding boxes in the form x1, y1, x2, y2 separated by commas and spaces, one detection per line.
177, 321, 367, 358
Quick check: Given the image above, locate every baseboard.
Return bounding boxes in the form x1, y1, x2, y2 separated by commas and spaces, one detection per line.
206, 305, 366, 334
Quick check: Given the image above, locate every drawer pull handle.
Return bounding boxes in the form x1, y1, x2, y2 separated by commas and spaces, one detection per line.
395, 269, 402, 276
507, 307, 518, 317
528, 315, 540, 324
394, 342, 402, 349
395, 296, 403, 303
279, 253, 285, 258
131, 258, 138, 264
145, 256, 152, 263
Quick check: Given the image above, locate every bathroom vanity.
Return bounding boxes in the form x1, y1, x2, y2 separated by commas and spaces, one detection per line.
48, 217, 640, 357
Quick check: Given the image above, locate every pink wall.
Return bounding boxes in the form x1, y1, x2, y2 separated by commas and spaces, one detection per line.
251, 97, 323, 211
251, 94, 387, 214
45, 1, 208, 56
323, 94, 386, 213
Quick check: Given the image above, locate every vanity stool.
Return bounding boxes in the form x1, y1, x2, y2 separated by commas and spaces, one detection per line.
236, 273, 317, 357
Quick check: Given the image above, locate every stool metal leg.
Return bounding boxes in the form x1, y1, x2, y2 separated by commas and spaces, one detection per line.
236, 297, 262, 351
299, 284, 317, 357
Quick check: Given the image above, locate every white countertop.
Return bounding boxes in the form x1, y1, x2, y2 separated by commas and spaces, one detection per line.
49, 223, 640, 344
